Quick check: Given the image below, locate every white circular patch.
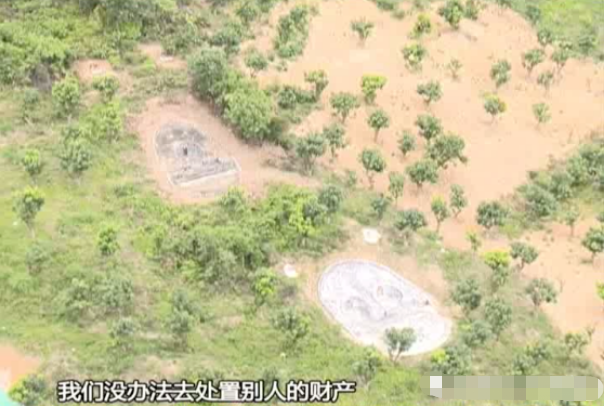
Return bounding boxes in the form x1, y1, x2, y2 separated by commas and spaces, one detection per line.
283, 264, 298, 279
362, 228, 382, 244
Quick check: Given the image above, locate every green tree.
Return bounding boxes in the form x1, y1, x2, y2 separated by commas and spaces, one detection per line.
406, 159, 439, 189
21, 149, 43, 181
25, 242, 50, 274
483, 250, 511, 290
394, 209, 427, 244
402, 43, 428, 71
522, 48, 545, 76
532, 102, 551, 125
295, 132, 326, 174
361, 75, 387, 104
60, 139, 93, 180
416, 80, 442, 106
537, 70, 554, 94
484, 297, 512, 339
322, 123, 346, 161
52, 75, 81, 118
13, 187, 45, 235
461, 319, 492, 348
367, 108, 391, 141
8, 374, 47, 406
563, 332, 590, 357
351, 19, 375, 44
452, 278, 482, 314
476, 201, 508, 231
318, 185, 344, 215
562, 206, 580, 237
251, 268, 278, 307
431, 345, 471, 375
385, 327, 416, 363
244, 48, 268, 77
224, 85, 273, 143
537, 28, 554, 47
484, 94, 507, 122
412, 13, 432, 38
398, 131, 417, 157
464, 0, 480, 19
490, 60, 511, 88
551, 48, 570, 74
512, 342, 551, 375
522, 184, 558, 219
359, 148, 387, 188
525, 278, 557, 308
271, 307, 310, 348
526, 4, 541, 25
582, 226, 604, 262
304, 70, 329, 101
330, 92, 360, 123
92, 75, 120, 101
352, 347, 382, 388
188, 47, 230, 100
371, 194, 392, 223
415, 114, 443, 145
388, 172, 405, 206
466, 230, 482, 253
427, 133, 468, 169
438, 0, 464, 29
110, 318, 138, 350
167, 289, 199, 348
431, 196, 450, 232
236, 1, 260, 24
97, 224, 119, 257
510, 242, 539, 270
450, 184, 468, 218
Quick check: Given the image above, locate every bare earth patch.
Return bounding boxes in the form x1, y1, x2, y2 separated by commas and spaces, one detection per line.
138, 43, 187, 70
130, 94, 314, 203
0, 345, 39, 390
74, 59, 115, 83
247, 0, 604, 367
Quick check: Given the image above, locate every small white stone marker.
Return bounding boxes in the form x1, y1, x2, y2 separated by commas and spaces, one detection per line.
283, 264, 298, 279
362, 228, 381, 244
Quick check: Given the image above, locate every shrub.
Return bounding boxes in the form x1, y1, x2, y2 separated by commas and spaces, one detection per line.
416, 80, 442, 105
52, 75, 81, 118
398, 131, 416, 157
224, 85, 274, 143
304, 70, 329, 101
244, 48, 269, 77
452, 278, 482, 314
490, 59, 511, 88
412, 14, 432, 37
438, 0, 464, 29
385, 327, 416, 362
188, 47, 231, 101
476, 201, 508, 231
359, 148, 387, 188
351, 19, 375, 43
92, 75, 120, 101
361, 75, 387, 104
402, 43, 427, 71
330, 92, 360, 123
406, 159, 439, 189
275, 6, 312, 59
294, 132, 326, 174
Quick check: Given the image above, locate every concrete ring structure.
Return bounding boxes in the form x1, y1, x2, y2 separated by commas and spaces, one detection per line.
318, 260, 452, 356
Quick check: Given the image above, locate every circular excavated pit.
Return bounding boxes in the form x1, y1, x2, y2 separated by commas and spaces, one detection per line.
154, 123, 240, 189
318, 260, 452, 356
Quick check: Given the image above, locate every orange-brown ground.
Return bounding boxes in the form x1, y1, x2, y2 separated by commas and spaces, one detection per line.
0, 345, 39, 390
129, 94, 315, 203
130, 0, 604, 368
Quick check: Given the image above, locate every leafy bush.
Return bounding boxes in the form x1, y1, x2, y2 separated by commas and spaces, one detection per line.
224, 85, 274, 143
274, 6, 312, 59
